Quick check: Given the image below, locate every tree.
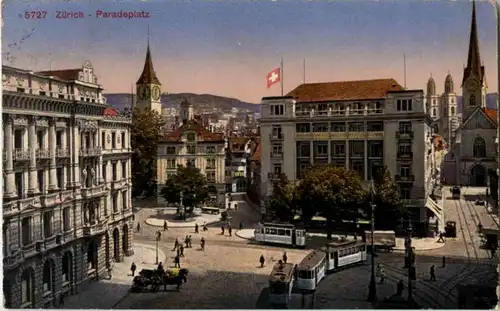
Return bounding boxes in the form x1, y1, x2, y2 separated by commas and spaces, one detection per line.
160, 164, 209, 219
131, 108, 164, 197
266, 174, 297, 221
370, 166, 406, 230
297, 165, 366, 239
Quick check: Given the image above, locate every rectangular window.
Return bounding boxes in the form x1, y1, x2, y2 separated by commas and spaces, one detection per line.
57, 167, 63, 189
400, 165, 411, 177
43, 211, 53, 238
368, 141, 383, 158
166, 146, 176, 155
399, 122, 412, 133
400, 186, 412, 199
187, 145, 196, 154
348, 122, 365, 132
37, 131, 44, 149
330, 122, 345, 133
113, 194, 118, 213
270, 104, 284, 115
206, 146, 216, 154
122, 191, 128, 210
112, 163, 117, 181
111, 132, 116, 149
350, 141, 364, 157
312, 123, 329, 132
398, 143, 412, 154
21, 217, 31, 246
397, 99, 413, 111
207, 172, 216, 182
313, 141, 328, 157
296, 123, 310, 133
272, 126, 282, 137
101, 132, 106, 149
15, 172, 23, 198
351, 161, 364, 178
121, 132, 126, 148
332, 142, 345, 157
63, 207, 71, 231
206, 158, 216, 169
102, 164, 107, 182
272, 144, 282, 155
167, 159, 176, 169
367, 121, 384, 132
122, 162, 127, 179
38, 169, 45, 194
273, 164, 282, 175
297, 142, 310, 157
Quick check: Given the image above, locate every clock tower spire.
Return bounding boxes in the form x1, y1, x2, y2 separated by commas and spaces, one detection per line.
136, 32, 162, 115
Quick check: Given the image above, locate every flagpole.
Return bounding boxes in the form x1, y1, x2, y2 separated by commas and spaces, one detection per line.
404, 54, 407, 89
280, 57, 284, 97
303, 58, 306, 84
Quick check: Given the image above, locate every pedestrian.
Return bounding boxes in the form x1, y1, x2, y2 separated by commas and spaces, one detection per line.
163, 220, 168, 231
188, 235, 192, 248
136, 222, 141, 232
203, 222, 208, 231
177, 248, 181, 258
157, 262, 164, 274
396, 280, 404, 296
228, 226, 232, 237
180, 244, 185, 257
130, 262, 137, 276
200, 237, 205, 251
437, 232, 445, 243
173, 238, 179, 251
195, 223, 199, 234
221, 225, 225, 235
379, 267, 385, 284
157, 230, 162, 241
234, 203, 238, 211
430, 265, 436, 281
239, 221, 243, 230
259, 254, 265, 268
185, 235, 189, 248
283, 252, 288, 264
174, 255, 181, 268
442, 256, 446, 268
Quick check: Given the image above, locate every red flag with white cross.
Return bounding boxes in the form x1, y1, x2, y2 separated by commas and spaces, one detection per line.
267, 68, 281, 88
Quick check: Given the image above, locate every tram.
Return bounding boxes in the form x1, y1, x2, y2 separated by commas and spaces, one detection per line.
254, 222, 306, 247
295, 241, 367, 291
268, 261, 296, 306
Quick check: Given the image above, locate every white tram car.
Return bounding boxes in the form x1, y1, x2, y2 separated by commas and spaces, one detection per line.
268, 262, 296, 306
254, 222, 306, 247
295, 241, 367, 291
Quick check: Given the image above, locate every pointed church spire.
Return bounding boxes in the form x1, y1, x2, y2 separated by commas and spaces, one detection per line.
462, 0, 484, 86
136, 27, 161, 85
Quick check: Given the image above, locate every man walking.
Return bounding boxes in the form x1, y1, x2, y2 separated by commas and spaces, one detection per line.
136, 222, 141, 232
130, 262, 137, 276
259, 254, 265, 268
221, 225, 225, 235
163, 220, 168, 231
228, 226, 232, 237
282, 252, 288, 264
180, 244, 185, 257
200, 237, 205, 251
173, 238, 179, 251
195, 223, 199, 234
430, 265, 436, 281
174, 255, 181, 268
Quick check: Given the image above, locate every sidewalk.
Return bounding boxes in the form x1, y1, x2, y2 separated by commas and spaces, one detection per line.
63, 243, 166, 309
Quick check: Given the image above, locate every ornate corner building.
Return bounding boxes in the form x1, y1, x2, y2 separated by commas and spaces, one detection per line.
2, 61, 134, 308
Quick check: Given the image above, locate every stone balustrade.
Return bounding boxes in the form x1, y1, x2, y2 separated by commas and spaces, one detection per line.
40, 192, 59, 207
36, 149, 51, 159
79, 147, 102, 157
82, 222, 107, 236
56, 148, 70, 158
13, 148, 30, 161
81, 184, 106, 199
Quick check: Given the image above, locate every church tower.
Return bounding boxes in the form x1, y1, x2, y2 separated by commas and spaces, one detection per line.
136, 40, 162, 114
426, 75, 439, 120
461, 0, 487, 120
180, 98, 194, 124
440, 73, 458, 143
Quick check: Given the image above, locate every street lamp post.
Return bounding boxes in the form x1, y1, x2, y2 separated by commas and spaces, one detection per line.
155, 231, 160, 264
367, 202, 377, 303
407, 222, 413, 302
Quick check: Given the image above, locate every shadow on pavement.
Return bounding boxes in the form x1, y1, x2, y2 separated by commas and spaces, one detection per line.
61, 281, 132, 309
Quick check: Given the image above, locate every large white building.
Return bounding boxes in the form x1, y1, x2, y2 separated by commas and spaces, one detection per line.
2, 62, 134, 308
259, 78, 443, 235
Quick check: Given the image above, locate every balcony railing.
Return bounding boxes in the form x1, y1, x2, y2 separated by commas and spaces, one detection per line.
40, 192, 60, 207
270, 152, 284, 159
82, 222, 107, 236
267, 172, 281, 180
395, 174, 415, 182
56, 148, 70, 158
397, 152, 413, 159
79, 147, 102, 157
269, 133, 284, 140
396, 131, 414, 140
293, 108, 384, 118
13, 148, 30, 161
206, 165, 216, 170
81, 184, 106, 198
36, 149, 51, 159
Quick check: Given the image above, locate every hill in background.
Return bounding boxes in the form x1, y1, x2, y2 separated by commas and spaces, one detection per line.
104, 93, 260, 113
457, 93, 497, 112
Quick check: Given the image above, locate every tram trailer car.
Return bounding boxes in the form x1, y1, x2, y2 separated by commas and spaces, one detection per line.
295, 241, 367, 291
268, 262, 296, 306
254, 222, 306, 247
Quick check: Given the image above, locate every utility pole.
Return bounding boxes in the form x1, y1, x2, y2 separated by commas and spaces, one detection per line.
367, 202, 377, 303
407, 222, 413, 303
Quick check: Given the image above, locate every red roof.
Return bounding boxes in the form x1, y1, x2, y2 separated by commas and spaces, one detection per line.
286, 79, 404, 102
103, 107, 118, 116
482, 107, 497, 125
229, 137, 251, 152
36, 69, 81, 81
160, 119, 224, 143
433, 134, 447, 151
250, 137, 261, 162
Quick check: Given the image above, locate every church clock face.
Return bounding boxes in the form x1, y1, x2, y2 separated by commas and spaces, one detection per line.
152, 85, 161, 101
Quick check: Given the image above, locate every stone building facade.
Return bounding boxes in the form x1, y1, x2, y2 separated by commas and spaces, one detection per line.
2, 61, 133, 308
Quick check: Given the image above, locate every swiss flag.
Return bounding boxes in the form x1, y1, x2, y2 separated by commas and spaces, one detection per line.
267, 68, 281, 88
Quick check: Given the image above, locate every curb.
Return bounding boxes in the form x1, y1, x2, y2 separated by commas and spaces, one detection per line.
235, 229, 255, 240
394, 241, 446, 252
144, 218, 221, 229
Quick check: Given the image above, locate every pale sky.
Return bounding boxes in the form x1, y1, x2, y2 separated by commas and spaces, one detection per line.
3, 0, 498, 103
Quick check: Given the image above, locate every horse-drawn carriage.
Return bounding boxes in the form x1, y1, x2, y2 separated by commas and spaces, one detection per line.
131, 268, 189, 292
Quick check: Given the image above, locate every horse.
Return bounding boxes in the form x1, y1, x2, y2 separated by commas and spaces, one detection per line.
161, 268, 189, 291
131, 269, 162, 292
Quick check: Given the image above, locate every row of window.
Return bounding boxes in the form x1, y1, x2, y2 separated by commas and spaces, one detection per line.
294, 140, 384, 158
16, 87, 100, 103
295, 121, 384, 133
100, 131, 127, 149
396, 99, 413, 112
431, 106, 456, 117
166, 158, 218, 170
166, 145, 218, 155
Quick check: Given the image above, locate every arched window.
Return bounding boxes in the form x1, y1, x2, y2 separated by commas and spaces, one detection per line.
470, 95, 476, 106
473, 137, 486, 158
451, 107, 455, 115
432, 108, 436, 117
